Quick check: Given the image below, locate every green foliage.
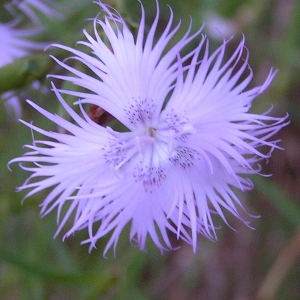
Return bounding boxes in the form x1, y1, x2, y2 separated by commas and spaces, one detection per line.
0, 54, 54, 94
0, 0, 299, 299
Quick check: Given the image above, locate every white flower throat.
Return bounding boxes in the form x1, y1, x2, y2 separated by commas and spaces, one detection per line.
104, 99, 198, 191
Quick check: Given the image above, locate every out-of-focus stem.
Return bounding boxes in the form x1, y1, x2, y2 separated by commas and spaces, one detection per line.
256, 231, 300, 300
0, 54, 54, 94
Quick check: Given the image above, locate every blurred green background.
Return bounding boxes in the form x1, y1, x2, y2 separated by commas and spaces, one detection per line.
0, 0, 299, 299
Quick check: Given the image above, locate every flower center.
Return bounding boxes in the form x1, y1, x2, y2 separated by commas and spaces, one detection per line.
135, 127, 157, 154
105, 107, 198, 192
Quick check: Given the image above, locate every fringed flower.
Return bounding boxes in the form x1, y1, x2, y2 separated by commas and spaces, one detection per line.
11, 0, 288, 255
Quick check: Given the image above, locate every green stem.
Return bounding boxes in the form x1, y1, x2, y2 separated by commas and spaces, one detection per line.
0, 54, 54, 94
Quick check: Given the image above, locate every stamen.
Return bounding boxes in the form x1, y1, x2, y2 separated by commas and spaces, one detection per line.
106, 126, 120, 138
114, 154, 133, 170
135, 135, 156, 154
182, 123, 196, 133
